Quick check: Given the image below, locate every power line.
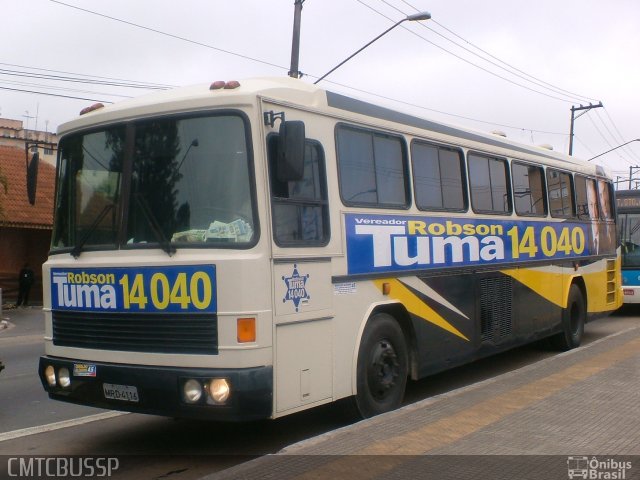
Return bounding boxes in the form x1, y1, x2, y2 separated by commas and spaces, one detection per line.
0, 67, 168, 90
395, 0, 598, 104
351, 0, 576, 104
585, 113, 634, 166
321, 77, 566, 135
0, 61, 174, 89
601, 107, 640, 163
38, 0, 567, 140
47, 0, 562, 135
374, 0, 595, 104
49, 0, 287, 72
0, 85, 113, 103
0, 79, 133, 99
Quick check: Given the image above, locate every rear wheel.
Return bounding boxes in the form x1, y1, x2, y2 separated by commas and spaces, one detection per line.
549, 284, 586, 351
354, 313, 408, 418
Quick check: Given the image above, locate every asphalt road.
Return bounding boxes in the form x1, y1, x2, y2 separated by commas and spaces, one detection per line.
0, 307, 103, 434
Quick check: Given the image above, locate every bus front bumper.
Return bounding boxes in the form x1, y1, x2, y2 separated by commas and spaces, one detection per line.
38, 356, 273, 421
622, 286, 640, 303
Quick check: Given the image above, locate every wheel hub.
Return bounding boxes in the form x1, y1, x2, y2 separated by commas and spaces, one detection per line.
368, 340, 400, 400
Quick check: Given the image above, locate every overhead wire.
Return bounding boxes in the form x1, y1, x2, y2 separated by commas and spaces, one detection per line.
44, 0, 569, 137
585, 113, 634, 166
395, 0, 598, 104
49, 0, 287, 73
374, 0, 594, 104
367, 0, 635, 163
0, 68, 167, 90
0, 62, 174, 89
601, 108, 640, 163
0, 78, 133, 99
0, 85, 113, 103
351, 0, 577, 104
384, 0, 640, 162
320, 76, 566, 135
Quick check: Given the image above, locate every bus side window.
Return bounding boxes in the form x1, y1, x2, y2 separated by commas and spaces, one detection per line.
268, 135, 329, 246
336, 125, 409, 208
411, 141, 466, 211
512, 161, 546, 216
468, 153, 511, 214
597, 180, 613, 219
574, 175, 595, 220
546, 169, 575, 218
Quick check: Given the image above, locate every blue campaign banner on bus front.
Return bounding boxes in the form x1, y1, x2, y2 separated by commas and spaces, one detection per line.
345, 213, 592, 275
51, 265, 217, 313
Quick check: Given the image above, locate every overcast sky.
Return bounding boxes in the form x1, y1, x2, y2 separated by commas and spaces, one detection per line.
2, 0, 639, 182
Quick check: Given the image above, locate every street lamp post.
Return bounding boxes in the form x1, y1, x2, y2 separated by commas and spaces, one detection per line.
288, 0, 305, 78
313, 11, 431, 85
587, 139, 640, 162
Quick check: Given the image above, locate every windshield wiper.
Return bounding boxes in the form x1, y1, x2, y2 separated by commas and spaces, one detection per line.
133, 194, 176, 256
71, 204, 115, 258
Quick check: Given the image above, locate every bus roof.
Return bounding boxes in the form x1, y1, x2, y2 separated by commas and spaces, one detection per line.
60, 76, 609, 179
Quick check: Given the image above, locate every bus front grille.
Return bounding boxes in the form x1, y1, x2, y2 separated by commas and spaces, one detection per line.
52, 311, 218, 355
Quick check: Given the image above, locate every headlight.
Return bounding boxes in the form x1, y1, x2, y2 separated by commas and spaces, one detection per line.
183, 379, 203, 403
208, 378, 230, 404
58, 367, 71, 388
44, 365, 56, 387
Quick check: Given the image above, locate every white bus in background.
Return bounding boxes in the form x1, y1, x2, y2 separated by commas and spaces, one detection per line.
38, 77, 621, 420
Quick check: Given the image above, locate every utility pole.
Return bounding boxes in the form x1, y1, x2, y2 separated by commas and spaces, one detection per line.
288, 0, 304, 78
629, 166, 640, 190
568, 102, 603, 155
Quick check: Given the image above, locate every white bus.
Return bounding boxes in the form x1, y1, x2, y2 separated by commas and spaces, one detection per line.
38, 77, 621, 420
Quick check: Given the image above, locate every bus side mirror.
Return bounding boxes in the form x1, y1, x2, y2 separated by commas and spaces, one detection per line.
27, 152, 39, 206
277, 121, 305, 182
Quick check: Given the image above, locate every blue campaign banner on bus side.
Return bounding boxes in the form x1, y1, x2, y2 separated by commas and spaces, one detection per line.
345, 213, 593, 275
51, 265, 217, 313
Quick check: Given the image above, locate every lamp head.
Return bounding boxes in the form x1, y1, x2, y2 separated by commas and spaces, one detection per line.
406, 11, 431, 21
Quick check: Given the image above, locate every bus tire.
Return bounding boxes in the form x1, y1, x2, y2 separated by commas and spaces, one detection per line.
354, 313, 408, 418
550, 284, 586, 351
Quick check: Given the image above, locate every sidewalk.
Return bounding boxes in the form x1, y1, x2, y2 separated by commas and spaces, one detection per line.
206, 323, 640, 480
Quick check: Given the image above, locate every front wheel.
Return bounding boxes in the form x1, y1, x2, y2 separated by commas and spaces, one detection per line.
550, 284, 586, 351
354, 313, 408, 418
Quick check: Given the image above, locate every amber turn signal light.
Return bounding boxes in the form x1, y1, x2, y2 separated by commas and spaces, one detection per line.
237, 317, 256, 343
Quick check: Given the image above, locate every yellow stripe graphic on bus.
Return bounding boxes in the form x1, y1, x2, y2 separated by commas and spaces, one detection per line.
501, 268, 568, 308
373, 279, 469, 341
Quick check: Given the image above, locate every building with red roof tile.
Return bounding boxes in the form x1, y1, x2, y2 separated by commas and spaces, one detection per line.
0, 145, 56, 305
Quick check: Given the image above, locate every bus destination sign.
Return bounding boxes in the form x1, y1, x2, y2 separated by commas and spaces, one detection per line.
50, 265, 217, 313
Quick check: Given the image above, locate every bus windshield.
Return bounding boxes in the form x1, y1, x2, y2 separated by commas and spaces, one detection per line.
52, 113, 256, 253
619, 212, 640, 267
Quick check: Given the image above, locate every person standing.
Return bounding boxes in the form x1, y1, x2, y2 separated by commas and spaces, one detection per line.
16, 263, 35, 307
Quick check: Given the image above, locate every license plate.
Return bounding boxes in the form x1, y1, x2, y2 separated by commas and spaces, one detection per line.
103, 383, 139, 403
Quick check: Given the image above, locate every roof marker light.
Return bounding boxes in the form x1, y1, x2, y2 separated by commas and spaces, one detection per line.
224, 80, 240, 89
210, 81, 226, 90
79, 103, 104, 116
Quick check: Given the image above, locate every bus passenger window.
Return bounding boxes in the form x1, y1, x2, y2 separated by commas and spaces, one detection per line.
512, 162, 546, 216
468, 153, 511, 214
546, 169, 575, 218
411, 141, 466, 211
598, 180, 613, 219
268, 136, 329, 246
575, 175, 599, 220
336, 125, 409, 208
